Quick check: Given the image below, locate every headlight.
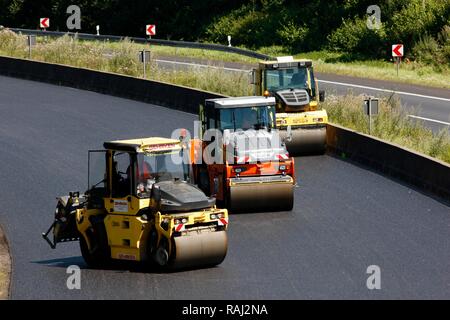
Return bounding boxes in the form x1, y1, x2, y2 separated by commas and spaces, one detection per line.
175, 217, 188, 225
211, 212, 224, 220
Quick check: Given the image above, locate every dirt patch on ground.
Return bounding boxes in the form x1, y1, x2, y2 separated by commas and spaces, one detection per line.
0, 225, 11, 299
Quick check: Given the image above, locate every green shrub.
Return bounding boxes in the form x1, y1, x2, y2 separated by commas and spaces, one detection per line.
412, 35, 441, 65
327, 17, 386, 57
204, 1, 286, 49
204, 5, 269, 47
389, 0, 449, 45
412, 25, 450, 67
276, 21, 308, 50
439, 25, 450, 65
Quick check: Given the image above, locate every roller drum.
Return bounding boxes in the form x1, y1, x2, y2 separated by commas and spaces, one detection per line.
280, 126, 326, 155
170, 230, 228, 270
228, 176, 294, 213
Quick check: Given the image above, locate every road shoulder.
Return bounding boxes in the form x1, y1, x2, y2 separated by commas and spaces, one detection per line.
0, 224, 11, 299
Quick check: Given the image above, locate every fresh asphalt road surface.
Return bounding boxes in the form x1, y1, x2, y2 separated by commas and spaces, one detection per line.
0, 75, 449, 299
155, 56, 450, 132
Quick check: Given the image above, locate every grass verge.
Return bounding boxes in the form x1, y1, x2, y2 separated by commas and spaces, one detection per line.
0, 30, 252, 96
0, 225, 11, 300
4, 28, 450, 89
324, 94, 450, 164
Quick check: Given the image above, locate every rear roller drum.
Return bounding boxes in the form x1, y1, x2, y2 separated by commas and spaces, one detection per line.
229, 182, 294, 213
280, 126, 326, 155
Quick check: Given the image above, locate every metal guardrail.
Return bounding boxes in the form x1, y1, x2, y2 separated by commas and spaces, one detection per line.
9, 28, 273, 61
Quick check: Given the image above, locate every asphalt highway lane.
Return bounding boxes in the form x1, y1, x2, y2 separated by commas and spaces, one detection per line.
0, 75, 449, 299
319, 81, 450, 132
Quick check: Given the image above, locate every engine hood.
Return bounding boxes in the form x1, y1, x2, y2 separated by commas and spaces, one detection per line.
156, 180, 215, 213
275, 88, 310, 110
224, 129, 288, 163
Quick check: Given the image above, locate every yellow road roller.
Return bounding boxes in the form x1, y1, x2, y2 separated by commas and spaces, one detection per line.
42, 137, 228, 270
252, 56, 328, 154
191, 96, 295, 213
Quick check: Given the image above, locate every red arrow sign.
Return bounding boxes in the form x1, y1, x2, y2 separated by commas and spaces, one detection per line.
392, 44, 404, 57
40, 18, 49, 28
146, 24, 156, 36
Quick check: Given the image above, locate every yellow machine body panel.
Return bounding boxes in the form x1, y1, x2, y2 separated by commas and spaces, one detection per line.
276, 109, 328, 128
106, 137, 182, 153
104, 197, 151, 216
104, 214, 149, 261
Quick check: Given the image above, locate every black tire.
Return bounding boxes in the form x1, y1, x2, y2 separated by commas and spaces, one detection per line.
145, 229, 159, 268
79, 232, 110, 268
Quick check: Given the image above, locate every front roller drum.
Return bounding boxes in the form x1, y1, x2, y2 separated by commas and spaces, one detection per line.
229, 176, 294, 213
280, 126, 326, 155
170, 230, 228, 270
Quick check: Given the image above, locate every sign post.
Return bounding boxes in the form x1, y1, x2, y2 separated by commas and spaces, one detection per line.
27, 35, 36, 59
363, 97, 379, 135
392, 44, 404, 77
139, 50, 151, 79
40, 18, 50, 30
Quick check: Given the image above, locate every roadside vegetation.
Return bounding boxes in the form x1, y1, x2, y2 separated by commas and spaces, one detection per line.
0, 29, 252, 96
324, 95, 450, 164
0, 29, 449, 163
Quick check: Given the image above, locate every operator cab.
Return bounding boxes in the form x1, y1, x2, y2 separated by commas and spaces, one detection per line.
198, 96, 289, 165
201, 96, 277, 134
263, 58, 313, 93
87, 137, 200, 212
253, 57, 325, 112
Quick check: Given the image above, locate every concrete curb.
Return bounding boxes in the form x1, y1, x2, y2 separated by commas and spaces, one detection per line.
0, 224, 11, 300
0, 55, 448, 202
